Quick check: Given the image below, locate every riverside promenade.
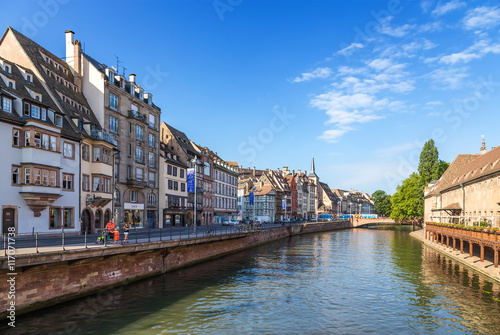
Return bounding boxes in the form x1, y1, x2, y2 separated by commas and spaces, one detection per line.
411, 229, 500, 284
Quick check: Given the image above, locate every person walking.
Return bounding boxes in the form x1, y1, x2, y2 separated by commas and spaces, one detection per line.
105, 220, 116, 243
123, 222, 130, 244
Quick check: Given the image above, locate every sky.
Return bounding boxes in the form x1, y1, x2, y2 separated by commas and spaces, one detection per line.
2, 0, 500, 195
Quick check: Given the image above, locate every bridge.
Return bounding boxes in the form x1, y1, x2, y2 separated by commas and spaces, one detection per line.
350, 217, 396, 228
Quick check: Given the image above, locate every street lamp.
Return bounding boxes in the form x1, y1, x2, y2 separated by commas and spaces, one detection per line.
284, 195, 288, 221
191, 156, 201, 234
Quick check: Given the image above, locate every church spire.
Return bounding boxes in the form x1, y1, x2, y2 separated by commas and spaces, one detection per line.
308, 154, 317, 177
481, 135, 486, 154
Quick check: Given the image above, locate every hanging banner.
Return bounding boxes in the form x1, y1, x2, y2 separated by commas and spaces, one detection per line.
187, 168, 195, 193
282, 199, 286, 210
249, 191, 254, 206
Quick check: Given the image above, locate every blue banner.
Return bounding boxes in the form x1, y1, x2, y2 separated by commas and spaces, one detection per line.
249, 191, 254, 205
187, 168, 195, 193
282, 199, 286, 210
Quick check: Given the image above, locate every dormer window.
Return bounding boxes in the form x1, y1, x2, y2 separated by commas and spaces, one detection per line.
26, 74, 32, 83
4, 64, 10, 74
8, 81, 14, 89
55, 114, 63, 127
1, 97, 12, 113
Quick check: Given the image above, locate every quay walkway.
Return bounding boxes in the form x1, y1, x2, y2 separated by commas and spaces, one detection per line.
411, 226, 500, 284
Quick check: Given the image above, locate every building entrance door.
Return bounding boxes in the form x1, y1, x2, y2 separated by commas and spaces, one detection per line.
147, 210, 155, 228
2, 208, 15, 234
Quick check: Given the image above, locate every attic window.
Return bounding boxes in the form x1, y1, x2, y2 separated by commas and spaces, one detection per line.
4, 64, 11, 74
26, 74, 32, 83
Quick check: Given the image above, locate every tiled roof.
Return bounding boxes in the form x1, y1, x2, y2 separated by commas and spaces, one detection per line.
425, 153, 481, 197
8, 28, 99, 127
164, 123, 200, 157
245, 185, 274, 196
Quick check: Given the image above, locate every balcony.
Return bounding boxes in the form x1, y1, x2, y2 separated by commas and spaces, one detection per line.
90, 129, 117, 146
128, 110, 147, 124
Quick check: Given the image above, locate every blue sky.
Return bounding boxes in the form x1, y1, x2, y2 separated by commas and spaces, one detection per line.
3, 0, 500, 195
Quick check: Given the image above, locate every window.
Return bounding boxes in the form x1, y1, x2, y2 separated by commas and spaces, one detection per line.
149, 172, 155, 186
12, 129, 19, 147
2, 97, 11, 112
93, 176, 101, 192
148, 192, 156, 205
41, 170, 49, 185
49, 207, 61, 228
4, 64, 10, 73
181, 183, 185, 192
136, 125, 143, 141
149, 114, 156, 129
93, 147, 101, 162
31, 105, 40, 119
109, 116, 118, 133
63, 142, 74, 158
82, 144, 89, 161
168, 180, 173, 190
55, 115, 63, 127
136, 146, 143, 163
24, 103, 30, 116
173, 167, 177, 176
131, 104, 138, 112
109, 93, 118, 110
12, 166, 19, 185
149, 133, 155, 148
41, 108, 46, 121
103, 177, 111, 193
63, 208, 74, 228
103, 149, 111, 164
167, 165, 172, 175
62, 173, 73, 191
49, 171, 56, 187
50, 136, 57, 151
82, 174, 90, 191
136, 168, 143, 181
180, 169, 184, 178
128, 143, 132, 157
42, 134, 49, 150
114, 189, 120, 203
174, 181, 178, 191
130, 190, 138, 202
149, 152, 155, 168
25, 167, 30, 184
33, 168, 41, 185
34, 132, 41, 148
127, 165, 132, 180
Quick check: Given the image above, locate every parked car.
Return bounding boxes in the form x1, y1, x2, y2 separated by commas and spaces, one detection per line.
222, 220, 238, 226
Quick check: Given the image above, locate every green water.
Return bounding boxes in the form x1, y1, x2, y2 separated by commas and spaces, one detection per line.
3, 226, 500, 334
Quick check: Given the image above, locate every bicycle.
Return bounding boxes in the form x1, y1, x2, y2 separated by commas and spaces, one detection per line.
204, 226, 215, 236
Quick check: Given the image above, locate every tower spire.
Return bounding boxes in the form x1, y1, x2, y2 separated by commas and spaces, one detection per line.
481, 135, 486, 154
308, 154, 317, 177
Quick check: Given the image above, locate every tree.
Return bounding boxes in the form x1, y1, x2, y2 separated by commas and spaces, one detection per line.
436, 160, 450, 178
371, 190, 392, 217
390, 173, 423, 221
418, 139, 440, 186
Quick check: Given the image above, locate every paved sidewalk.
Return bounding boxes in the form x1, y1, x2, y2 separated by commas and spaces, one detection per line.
411, 229, 500, 284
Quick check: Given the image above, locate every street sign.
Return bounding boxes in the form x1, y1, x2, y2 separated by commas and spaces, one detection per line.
187, 168, 195, 192
249, 191, 254, 205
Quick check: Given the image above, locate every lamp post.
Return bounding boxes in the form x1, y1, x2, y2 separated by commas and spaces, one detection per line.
191, 156, 200, 234
284, 195, 287, 221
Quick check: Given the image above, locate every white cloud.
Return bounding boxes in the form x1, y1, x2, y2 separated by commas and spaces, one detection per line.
426, 100, 443, 106
380, 23, 416, 37
438, 39, 500, 64
427, 67, 468, 89
292, 67, 332, 83
368, 58, 393, 71
318, 127, 352, 143
337, 42, 364, 56
464, 6, 500, 30
421, 0, 434, 13
432, 0, 466, 17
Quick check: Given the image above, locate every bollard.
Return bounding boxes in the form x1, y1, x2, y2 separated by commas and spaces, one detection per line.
135, 227, 138, 244
36, 233, 39, 253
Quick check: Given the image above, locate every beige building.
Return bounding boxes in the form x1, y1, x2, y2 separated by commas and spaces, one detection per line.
424, 140, 500, 227
65, 31, 161, 228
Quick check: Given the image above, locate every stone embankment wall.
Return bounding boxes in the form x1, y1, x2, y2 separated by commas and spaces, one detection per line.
0, 221, 351, 317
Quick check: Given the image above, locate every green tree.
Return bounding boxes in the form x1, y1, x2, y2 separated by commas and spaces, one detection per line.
418, 139, 440, 186
390, 173, 423, 221
371, 190, 392, 217
436, 160, 450, 178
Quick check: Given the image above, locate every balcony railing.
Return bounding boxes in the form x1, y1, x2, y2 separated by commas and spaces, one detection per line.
128, 110, 147, 123
90, 129, 117, 146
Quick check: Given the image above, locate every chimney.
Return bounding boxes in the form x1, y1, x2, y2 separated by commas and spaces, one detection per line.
129, 73, 136, 83
298, 170, 301, 174
252, 166, 255, 177
65, 31, 74, 68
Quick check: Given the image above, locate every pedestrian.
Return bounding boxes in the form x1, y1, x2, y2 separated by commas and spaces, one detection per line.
114, 229, 119, 244
105, 220, 116, 242
123, 222, 129, 244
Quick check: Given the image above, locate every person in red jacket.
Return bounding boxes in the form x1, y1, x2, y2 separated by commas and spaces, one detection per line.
105, 221, 115, 242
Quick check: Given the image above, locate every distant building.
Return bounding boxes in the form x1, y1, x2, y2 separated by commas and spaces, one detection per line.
424, 139, 500, 226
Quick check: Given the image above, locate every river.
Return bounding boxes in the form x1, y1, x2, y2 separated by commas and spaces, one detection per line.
3, 225, 500, 334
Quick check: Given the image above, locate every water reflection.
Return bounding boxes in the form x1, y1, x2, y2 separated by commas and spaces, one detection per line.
2, 226, 500, 334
